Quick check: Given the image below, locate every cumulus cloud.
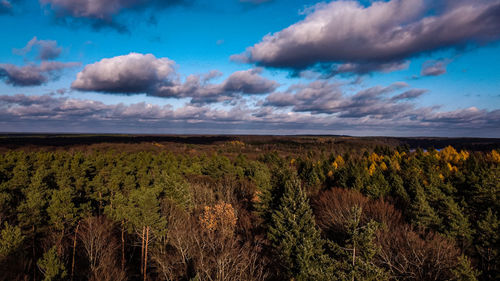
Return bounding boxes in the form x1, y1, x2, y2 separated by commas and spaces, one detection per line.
0, 93, 499, 136
72, 53, 177, 94
421, 59, 451, 77
40, 0, 190, 32
422, 107, 500, 127
72, 53, 278, 104
158, 68, 278, 103
331, 61, 410, 76
1, 37, 77, 87
265, 80, 413, 118
233, 0, 500, 75
264, 80, 343, 111
0, 61, 80, 86
13, 36, 63, 60
0, 94, 259, 128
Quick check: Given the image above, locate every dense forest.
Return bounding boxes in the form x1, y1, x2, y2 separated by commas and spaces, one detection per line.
0, 135, 498, 281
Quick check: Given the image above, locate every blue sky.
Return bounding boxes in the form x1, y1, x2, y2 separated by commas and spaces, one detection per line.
0, 0, 499, 136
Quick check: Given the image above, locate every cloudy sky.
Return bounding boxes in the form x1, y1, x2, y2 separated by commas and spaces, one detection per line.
0, 0, 499, 136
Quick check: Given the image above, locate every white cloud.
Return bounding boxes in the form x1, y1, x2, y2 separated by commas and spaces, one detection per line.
233, 0, 500, 75
72, 53, 278, 104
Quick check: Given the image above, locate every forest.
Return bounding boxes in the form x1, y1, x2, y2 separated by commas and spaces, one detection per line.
0, 135, 498, 281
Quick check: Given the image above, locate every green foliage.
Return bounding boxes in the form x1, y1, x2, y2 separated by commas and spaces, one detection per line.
475, 209, 499, 280
154, 171, 192, 210
364, 169, 390, 198
47, 187, 79, 231
328, 206, 388, 281
410, 188, 442, 229
201, 154, 234, 179
268, 177, 333, 280
256, 166, 292, 226
37, 246, 67, 281
127, 186, 167, 236
439, 197, 473, 244
0, 143, 497, 280
297, 158, 323, 189
0, 222, 24, 258
17, 170, 50, 229
451, 255, 480, 281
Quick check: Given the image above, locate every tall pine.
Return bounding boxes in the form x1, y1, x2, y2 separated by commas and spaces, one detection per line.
328, 206, 388, 281
268, 177, 333, 281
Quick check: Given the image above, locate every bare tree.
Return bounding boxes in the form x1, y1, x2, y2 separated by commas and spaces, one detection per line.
151, 200, 269, 281
377, 225, 470, 281
313, 188, 476, 281
78, 216, 127, 281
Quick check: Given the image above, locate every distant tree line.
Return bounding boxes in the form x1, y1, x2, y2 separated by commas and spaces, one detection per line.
0, 144, 498, 280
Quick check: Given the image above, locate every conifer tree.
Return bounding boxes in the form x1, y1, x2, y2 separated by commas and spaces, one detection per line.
127, 186, 167, 281
268, 177, 333, 281
47, 186, 79, 237
256, 166, 292, 226
328, 206, 388, 281
475, 209, 499, 280
154, 171, 192, 210
0, 222, 24, 259
438, 197, 473, 246
451, 255, 480, 281
38, 246, 67, 281
408, 177, 442, 229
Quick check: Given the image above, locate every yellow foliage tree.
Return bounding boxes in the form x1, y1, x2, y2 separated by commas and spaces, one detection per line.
368, 163, 377, 176
327, 170, 334, 178
489, 150, 500, 163
447, 163, 458, 173
369, 152, 382, 163
380, 162, 388, 171
199, 202, 237, 238
460, 150, 470, 161
441, 146, 460, 163
332, 155, 345, 170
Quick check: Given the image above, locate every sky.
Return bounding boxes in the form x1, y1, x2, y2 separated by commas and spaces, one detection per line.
0, 0, 499, 136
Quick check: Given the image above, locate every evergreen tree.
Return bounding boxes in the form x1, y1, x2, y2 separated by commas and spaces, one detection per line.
0, 222, 24, 259
438, 197, 473, 246
154, 171, 192, 210
268, 177, 333, 281
451, 255, 480, 281
47, 186, 79, 235
408, 178, 442, 229
475, 209, 499, 280
328, 206, 388, 281
38, 246, 67, 281
127, 186, 167, 281
256, 166, 292, 226
17, 167, 51, 230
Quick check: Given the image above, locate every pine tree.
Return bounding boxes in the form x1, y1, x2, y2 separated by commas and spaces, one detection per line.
475, 209, 499, 280
47, 186, 79, 236
38, 246, 67, 281
154, 171, 192, 210
256, 166, 292, 226
0, 222, 24, 259
451, 255, 479, 281
127, 186, 167, 281
438, 197, 473, 246
408, 177, 442, 229
328, 206, 388, 281
268, 177, 333, 281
